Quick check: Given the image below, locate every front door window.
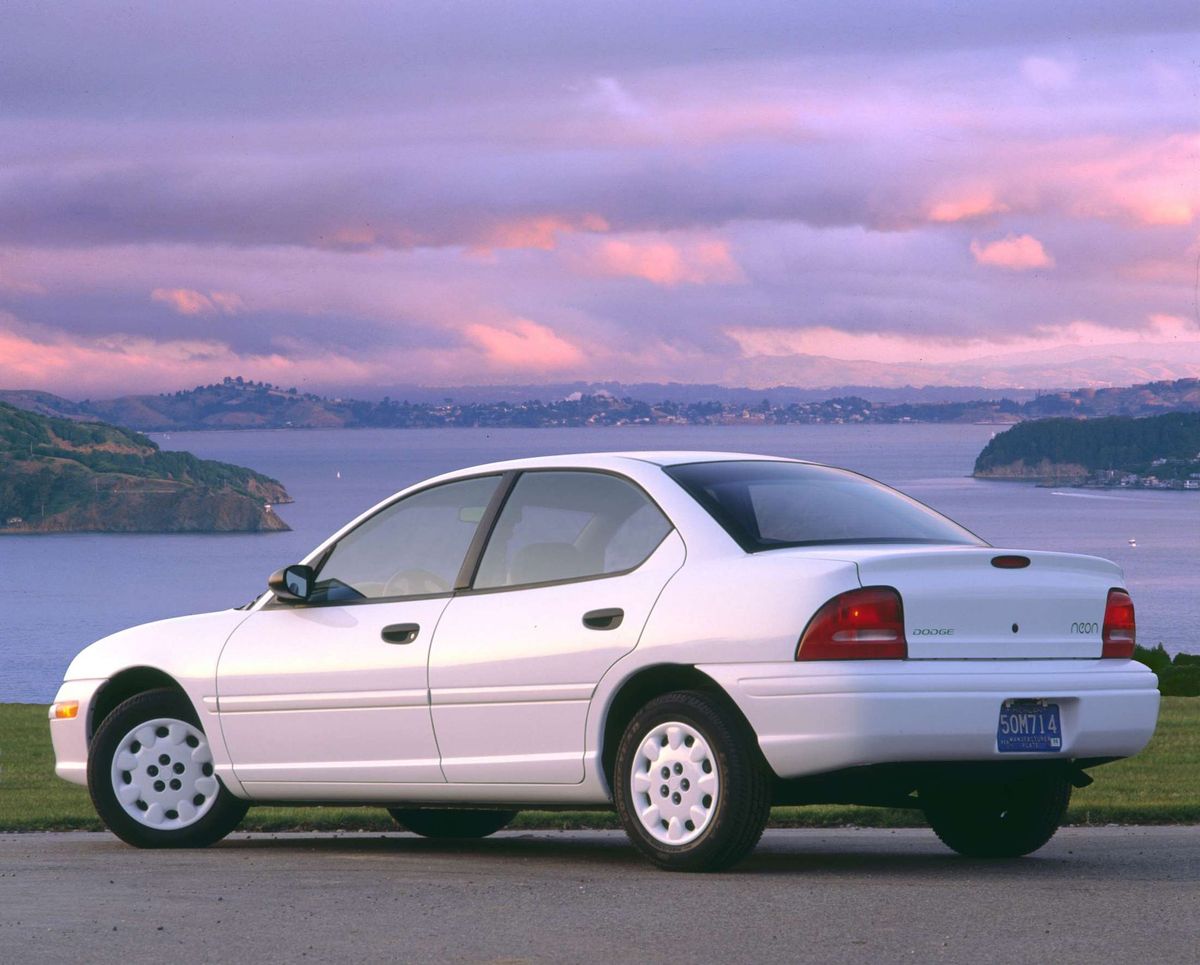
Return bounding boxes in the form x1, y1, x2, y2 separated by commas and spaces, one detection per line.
312, 475, 500, 602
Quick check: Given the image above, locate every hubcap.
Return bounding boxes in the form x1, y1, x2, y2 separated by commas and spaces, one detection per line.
630, 721, 719, 846
110, 717, 219, 830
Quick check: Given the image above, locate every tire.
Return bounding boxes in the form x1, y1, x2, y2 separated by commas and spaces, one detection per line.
388, 808, 518, 839
614, 690, 771, 872
87, 688, 249, 848
922, 773, 1072, 858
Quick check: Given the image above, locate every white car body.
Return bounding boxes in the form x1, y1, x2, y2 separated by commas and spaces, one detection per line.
50, 451, 1160, 857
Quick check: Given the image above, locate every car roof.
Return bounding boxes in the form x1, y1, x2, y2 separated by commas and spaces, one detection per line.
446, 450, 808, 476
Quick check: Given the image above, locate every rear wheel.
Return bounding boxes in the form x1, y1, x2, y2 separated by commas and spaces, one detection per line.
388, 808, 518, 839
614, 690, 771, 872
922, 773, 1072, 858
88, 688, 248, 848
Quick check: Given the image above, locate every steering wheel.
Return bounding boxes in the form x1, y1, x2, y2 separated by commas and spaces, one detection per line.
383, 568, 451, 598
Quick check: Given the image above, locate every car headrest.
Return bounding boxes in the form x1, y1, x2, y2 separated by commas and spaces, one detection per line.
510, 542, 585, 585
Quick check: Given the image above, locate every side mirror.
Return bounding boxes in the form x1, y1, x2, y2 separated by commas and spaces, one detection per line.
269, 564, 315, 603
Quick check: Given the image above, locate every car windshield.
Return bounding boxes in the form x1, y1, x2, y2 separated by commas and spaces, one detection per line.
665, 460, 986, 552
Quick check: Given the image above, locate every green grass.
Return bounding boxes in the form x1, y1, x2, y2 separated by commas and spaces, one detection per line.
2, 699, 1196, 832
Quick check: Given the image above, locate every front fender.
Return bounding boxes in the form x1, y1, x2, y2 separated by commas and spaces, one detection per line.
58, 609, 252, 794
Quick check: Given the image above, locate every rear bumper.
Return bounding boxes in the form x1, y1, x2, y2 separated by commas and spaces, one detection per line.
698, 659, 1161, 780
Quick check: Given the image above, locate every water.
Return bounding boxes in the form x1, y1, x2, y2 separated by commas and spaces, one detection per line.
3, 424, 1197, 702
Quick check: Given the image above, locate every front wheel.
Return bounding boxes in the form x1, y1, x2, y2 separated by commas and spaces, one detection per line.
388, 808, 518, 839
614, 690, 771, 872
922, 773, 1072, 858
88, 688, 248, 848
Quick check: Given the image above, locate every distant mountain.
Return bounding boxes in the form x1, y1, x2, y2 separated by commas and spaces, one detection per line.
2, 375, 1199, 432
1023, 379, 1200, 418
718, 341, 1200, 391
353, 382, 1041, 406
0, 403, 291, 534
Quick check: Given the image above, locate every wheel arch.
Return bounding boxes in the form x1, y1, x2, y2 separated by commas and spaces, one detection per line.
599, 663, 763, 789
88, 667, 188, 742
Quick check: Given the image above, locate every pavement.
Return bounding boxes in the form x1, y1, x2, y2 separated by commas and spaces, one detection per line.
1, 826, 1198, 964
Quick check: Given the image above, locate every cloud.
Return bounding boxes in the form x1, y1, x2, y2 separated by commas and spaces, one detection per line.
0, 322, 286, 394
585, 236, 744, 286
927, 191, 1008, 224
0, 311, 462, 395
970, 234, 1054, 270
151, 287, 244, 315
463, 319, 584, 371
1146, 313, 1200, 340
0, 4, 1196, 396
725, 315, 1200, 367
1058, 133, 1200, 226
1021, 56, 1077, 90
0, 271, 44, 295
471, 214, 609, 253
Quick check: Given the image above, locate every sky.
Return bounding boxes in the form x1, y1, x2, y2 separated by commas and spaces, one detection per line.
1, 1, 1198, 397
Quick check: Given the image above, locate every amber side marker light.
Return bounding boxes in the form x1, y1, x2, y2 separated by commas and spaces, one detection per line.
51, 701, 79, 720
991, 555, 1031, 569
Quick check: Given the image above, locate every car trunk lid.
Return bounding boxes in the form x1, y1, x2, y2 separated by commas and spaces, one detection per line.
807, 546, 1123, 659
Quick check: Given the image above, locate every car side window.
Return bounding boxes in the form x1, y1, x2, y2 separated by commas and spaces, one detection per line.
473, 471, 671, 590
310, 475, 500, 603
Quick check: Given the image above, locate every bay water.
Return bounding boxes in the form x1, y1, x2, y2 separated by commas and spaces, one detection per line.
3, 424, 1196, 702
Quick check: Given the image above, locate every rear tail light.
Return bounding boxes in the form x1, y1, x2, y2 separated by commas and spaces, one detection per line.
796, 586, 907, 661
1101, 588, 1136, 658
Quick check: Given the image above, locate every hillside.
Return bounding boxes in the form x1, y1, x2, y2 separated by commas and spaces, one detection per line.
2, 375, 1199, 431
0, 403, 292, 533
974, 413, 1200, 488
1023, 379, 1200, 418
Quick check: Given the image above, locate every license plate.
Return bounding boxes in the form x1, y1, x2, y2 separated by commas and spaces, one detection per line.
997, 700, 1062, 753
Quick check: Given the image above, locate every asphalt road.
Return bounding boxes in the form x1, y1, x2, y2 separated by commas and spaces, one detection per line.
2, 826, 1197, 964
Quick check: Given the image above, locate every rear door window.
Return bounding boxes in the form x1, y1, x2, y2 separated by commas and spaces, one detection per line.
473, 471, 672, 589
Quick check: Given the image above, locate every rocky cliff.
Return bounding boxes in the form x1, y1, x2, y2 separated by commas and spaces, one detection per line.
0, 403, 291, 534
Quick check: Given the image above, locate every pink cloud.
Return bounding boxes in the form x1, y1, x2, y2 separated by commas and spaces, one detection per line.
1146, 313, 1200, 340
208, 291, 245, 313
725, 315, 1199, 367
587, 236, 744, 286
0, 319, 387, 396
1013, 133, 1199, 228
463, 318, 584, 371
0, 271, 45, 295
927, 191, 1009, 224
151, 287, 244, 315
319, 225, 384, 250
970, 234, 1054, 270
473, 214, 609, 253
909, 134, 1199, 232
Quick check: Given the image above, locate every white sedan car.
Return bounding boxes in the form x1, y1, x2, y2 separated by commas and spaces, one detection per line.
50, 451, 1159, 871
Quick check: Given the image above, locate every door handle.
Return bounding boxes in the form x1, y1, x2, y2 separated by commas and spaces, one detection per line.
582, 608, 624, 631
381, 623, 420, 645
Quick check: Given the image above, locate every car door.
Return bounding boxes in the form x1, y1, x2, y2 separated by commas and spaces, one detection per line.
216, 474, 501, 790
428, 470, 684, 784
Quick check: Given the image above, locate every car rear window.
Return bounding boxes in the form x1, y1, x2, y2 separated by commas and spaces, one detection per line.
665, 460, 985, 552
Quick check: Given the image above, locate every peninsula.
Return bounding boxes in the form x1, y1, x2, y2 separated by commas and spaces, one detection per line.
0, 403, 292, 533
973, 413, 1200, 490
